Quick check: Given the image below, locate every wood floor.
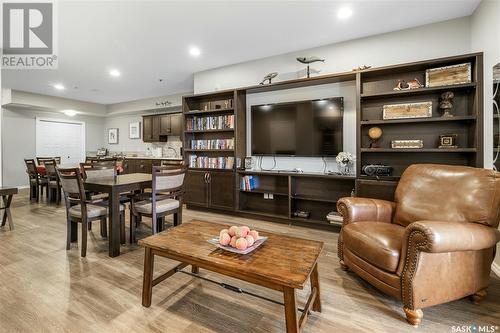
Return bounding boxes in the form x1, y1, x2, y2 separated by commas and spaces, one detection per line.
1, 189, 499, 333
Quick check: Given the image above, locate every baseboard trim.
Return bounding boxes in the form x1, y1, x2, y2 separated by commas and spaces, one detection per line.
17, 185, 30, 189
492, 262, 500, 278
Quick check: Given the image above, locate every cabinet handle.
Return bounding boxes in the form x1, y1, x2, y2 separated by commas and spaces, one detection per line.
204, 173, 208, 183
207, 173, 211, 183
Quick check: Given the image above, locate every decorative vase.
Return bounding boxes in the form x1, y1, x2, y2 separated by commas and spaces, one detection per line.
337, 162, 352, 175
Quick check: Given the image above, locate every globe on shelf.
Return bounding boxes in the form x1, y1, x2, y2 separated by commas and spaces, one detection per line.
368, 126, 383, 148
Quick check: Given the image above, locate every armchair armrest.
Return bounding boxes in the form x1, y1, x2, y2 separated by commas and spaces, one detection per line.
403, 221, 500, 253
337, 197, 395, 225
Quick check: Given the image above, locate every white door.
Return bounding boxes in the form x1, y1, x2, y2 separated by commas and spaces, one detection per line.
36, 118, 86, 165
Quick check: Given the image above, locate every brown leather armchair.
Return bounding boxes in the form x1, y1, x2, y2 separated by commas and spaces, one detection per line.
337, 164, 500, 326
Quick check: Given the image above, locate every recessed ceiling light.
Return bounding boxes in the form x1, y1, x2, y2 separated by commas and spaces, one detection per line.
337, 6, 353, 19
53, 83, 65, 90
109, 69, 121, 77
62, 109, 78, 117
189, 46, 201, 57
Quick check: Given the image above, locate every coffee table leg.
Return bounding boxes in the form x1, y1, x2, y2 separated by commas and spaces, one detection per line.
191, 265, 199, 274
283, 287, 299, 333
310, 263, 321, 312
142, 247, 154, 307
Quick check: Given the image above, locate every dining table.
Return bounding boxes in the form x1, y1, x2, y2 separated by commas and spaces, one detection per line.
84, 173, 152, 257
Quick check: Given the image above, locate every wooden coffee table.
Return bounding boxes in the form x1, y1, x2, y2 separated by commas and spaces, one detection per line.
139, 220, 324, 333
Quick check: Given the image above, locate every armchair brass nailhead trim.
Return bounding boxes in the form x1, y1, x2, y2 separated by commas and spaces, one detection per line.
401, 230, 428, 309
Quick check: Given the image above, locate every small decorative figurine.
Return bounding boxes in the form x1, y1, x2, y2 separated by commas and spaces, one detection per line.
394, 78, 423, 91
368, 127, 383, 148
352, 65, 372, 71
296, 56, 325, 78
439, 91, 455, 117
259, 72, 278, 85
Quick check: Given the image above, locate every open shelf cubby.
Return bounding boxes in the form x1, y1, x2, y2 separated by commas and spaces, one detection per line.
237, 171, 355, 228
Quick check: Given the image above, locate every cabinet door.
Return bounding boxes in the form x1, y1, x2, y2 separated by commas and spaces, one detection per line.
151, 116, 160, 141
159, 115, 171, 135
185, 170, 208, 207
136, 159, 153, 174
208, 171, 234, 211
143, 116, 153, 142
169, 114, 182, 136
127, 160, 137, 174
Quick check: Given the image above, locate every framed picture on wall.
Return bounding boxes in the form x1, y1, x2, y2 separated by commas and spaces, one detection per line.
129, 122, 141, 139
108, 128, 119, 144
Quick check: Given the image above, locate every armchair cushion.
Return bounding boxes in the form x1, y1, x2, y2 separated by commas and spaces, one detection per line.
403, 221, 500, 254
343, 222, 405, 273
337, 197, 395, 224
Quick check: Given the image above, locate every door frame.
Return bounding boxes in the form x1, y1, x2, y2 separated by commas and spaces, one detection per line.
35, 117, 86, 163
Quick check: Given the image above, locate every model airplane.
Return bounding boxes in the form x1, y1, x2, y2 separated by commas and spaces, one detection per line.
296, 56, 325, 78
259, 72, 278, 85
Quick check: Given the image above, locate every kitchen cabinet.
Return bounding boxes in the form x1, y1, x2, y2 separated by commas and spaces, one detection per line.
121, 158, 182, 174
143, 115, 160, 142
185, 170, 234, 210
143, 112, 182, 142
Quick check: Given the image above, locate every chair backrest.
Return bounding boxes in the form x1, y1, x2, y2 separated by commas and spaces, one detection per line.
56, 167, 86, 200
24, 159, 38, 176
44, 159, 58, 178
37, 157, 60, 165
152, 165, 186, 193
394, 164, 500, 228
80, 163, 115, 180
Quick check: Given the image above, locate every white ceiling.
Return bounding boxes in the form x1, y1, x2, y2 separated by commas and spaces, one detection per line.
2, 0, 481, 105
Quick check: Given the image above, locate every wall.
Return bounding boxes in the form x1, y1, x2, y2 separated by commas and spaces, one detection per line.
1, 108, 105, 187
470, 0, 500, 276
194, 17, 472, 172
195, 17, 471, 93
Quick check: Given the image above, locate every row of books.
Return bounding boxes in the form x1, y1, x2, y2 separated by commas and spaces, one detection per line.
188, 155, 235, 169
240, 175, 259, 191
185, 115, 234, 131
190, 139, 234, 150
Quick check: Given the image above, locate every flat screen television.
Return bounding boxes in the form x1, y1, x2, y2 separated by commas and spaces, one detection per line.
251, 97, 343, 156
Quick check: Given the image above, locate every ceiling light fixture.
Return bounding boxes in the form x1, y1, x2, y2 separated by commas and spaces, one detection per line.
337, 6, 353, 19
53, 83, 65, 90
109, 69, 121, 77
189, 46, 201, 57
62, 109, 78, 117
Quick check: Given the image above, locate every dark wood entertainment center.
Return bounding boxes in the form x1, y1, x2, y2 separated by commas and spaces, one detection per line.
182, 52, 484, 229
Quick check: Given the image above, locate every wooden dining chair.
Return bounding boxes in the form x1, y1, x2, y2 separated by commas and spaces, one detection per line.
130, 166, 186, 242
24, 158, 47, 202
57, 167, 126, 257
44, 159, 61, 204
80, 163, 127, 244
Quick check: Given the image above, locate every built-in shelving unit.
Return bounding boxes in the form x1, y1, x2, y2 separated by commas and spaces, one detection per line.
182, 52, 485, 230
357, 53, 484, 200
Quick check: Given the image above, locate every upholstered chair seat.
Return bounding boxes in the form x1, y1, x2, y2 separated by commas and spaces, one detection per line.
69, 203, 124, 219
133, 199, 179, 214
342, 222, 405, 273
337, 164, 500, 326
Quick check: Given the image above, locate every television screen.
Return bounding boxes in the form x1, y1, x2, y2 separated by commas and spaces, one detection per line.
251, 97, 343, 156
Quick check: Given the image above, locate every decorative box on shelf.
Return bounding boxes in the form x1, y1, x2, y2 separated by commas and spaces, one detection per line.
425, 63, 471, 87
383, 102, 432, 120
391, 139, 424, 149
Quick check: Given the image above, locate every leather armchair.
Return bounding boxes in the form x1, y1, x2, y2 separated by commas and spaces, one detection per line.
337, 164, 500, 326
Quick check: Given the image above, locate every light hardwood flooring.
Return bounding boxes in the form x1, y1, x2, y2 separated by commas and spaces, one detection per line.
0, 189, 499, 333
